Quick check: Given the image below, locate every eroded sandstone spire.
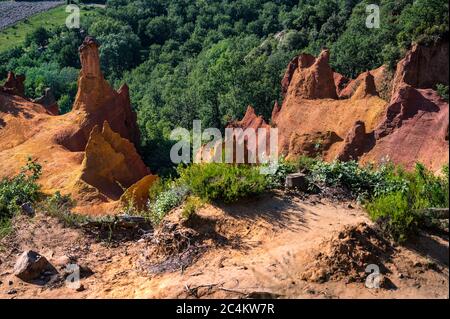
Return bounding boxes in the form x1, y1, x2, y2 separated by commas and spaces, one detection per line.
59, 36, 140, 151
351, 71, 379, 100
288, 49, 338, 99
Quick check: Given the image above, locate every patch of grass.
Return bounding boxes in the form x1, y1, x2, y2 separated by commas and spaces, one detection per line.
182, 196, 205, 221
38, 191, 86, 227
0, 5, 102, 52
178, 163, 269, 203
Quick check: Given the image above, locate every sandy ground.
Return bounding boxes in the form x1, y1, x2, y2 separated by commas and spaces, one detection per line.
0, 192, 448, 299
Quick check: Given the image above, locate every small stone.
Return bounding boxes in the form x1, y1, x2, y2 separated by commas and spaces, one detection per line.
7, 289, 17, 295
20, 202, 35, 216
76, 284, 85, 292
8, 280, 13, 286
398, 273, 404, 279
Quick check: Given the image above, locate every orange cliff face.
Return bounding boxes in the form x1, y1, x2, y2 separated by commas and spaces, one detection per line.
235, 42, 449, 172
272, 48, 387, 162
361, 42, 449, 171
0, 36, 156, 215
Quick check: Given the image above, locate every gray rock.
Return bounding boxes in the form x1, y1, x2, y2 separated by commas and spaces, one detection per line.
13, 250, 54, 282
20, 202, 35, 217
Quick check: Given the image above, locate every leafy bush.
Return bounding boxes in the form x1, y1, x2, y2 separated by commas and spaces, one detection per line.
264, 157, 296, 189
366, 191, 418, 242
0, 158, 41, 219
366, 164, 448, 242
291, 158, 448, 242
437, 84, 449, 102
182, 196, 205, 221
178, 163, 269, 203
147, 185, 189, 225
148, 178, 172, 203
307, 160, 407, 200
0, 158, 41, 237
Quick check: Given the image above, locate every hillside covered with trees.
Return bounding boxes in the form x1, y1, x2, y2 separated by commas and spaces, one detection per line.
0, 0, 448, 173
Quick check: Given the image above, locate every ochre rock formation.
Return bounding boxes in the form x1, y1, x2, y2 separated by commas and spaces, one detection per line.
121, 175, 159, 210
363, 86, 448, 170
287, 131, 342, 160
271, 43, 449, 171
0, 36, 156, 215
273, 49, 386, 161
337, 121, 373, 162
339, 66, 387, 99
231, 105, 271, 131
360, 41, 449, 171
391, 42, 449, 94
351, 71, 379, 100
195, 106, 271, 164
271, 100, 281, 123
57, 37, 140, 152
333, 72, 350, 97
286, 50, 338, 100
79, 121, 150, 201
1, 72, 25, 97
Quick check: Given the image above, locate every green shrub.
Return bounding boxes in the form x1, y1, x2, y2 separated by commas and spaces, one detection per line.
308, 160, 407, 200
264, 157, 296, 189
39, 192, 82, 227
178, 163, 269, 203
366, 191, 419, 242
366, 163, 449, 242
148, 178, 172, 203
0, 158, 42, 219
147, 185, 189, 225
296, 156, 320, 172
292, 158, 448, 242
436, 84, 449, 102
182, 196, 205, 221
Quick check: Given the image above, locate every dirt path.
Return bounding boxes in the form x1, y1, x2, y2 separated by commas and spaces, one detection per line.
0, 193, 448, 299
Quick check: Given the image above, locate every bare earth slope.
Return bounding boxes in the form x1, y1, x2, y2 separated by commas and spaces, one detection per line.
0, 193, 447, 299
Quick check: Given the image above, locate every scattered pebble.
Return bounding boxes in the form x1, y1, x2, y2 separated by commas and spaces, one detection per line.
7, 289, 17, 295
76, 284, 85, 292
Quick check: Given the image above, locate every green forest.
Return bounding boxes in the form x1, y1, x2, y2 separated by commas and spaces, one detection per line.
0, 0, 448, 173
